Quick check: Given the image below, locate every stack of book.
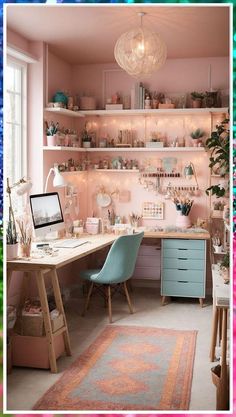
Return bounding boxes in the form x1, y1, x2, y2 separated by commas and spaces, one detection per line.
131, 82, 146, 109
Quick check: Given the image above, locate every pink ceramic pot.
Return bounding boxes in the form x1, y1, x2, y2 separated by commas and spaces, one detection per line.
7, 243, 18, 260
176, 212, 191, 228
47, 135, 57, 146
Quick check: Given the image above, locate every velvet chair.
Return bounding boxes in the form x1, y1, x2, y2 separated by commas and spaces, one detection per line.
80, 232, 144, 323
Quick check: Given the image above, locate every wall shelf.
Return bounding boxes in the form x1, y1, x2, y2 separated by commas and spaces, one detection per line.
43, 146, 86, 152
94, 169, 139, 173
44, 107, 228, 118
43, 145, 205, 153
44, 107, 85, 117
86, 147, 205, 152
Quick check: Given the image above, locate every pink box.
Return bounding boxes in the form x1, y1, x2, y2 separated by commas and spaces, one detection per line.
12, 333, 65, 369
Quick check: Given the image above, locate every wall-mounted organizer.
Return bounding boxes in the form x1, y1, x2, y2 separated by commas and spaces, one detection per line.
142, 202, 164, 219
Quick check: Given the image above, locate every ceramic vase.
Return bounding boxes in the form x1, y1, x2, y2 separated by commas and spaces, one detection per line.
47, 135, 57, 147
176, 212, 191, 228
191, 99, 202, 108
7, 243, 18, 260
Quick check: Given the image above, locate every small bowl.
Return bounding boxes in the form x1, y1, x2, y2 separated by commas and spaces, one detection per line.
54, 102, 64, 108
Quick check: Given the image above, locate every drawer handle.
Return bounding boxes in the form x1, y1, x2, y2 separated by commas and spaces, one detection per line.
178, 258, 187, 260
178, 248, 187, 251
178, 280, 188, 283
178, 268, 188, 271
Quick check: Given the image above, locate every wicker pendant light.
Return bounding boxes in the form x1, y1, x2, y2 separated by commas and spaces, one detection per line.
114, 12, 167, 78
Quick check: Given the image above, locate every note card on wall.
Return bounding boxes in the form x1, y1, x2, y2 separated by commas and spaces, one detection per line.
142, 202, 164, 220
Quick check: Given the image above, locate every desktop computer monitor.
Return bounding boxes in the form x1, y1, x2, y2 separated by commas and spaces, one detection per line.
30, 192, 65, 238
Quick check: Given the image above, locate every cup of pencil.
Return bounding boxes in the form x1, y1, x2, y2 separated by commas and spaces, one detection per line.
173, 198, 193, 228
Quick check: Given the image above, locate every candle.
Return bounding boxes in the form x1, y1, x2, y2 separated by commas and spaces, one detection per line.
208, 64, 212, 91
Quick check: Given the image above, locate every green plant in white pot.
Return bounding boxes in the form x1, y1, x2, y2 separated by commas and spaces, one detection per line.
190, 128, 205, 147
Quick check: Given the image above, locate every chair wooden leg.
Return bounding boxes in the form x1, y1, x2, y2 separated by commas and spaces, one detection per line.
82, 282, 94, 316
124, 281, 134, 314
107, 285, 112, 323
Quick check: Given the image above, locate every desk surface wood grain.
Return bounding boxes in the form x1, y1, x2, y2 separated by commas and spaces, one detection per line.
7, 231, 210, 271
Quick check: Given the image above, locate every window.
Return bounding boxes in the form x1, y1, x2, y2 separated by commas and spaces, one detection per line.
5, 58, 27, 213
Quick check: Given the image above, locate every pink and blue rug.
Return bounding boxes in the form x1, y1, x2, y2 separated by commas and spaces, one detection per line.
34, 325, 197, 411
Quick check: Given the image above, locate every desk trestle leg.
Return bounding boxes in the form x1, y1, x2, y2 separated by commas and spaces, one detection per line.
50, 269, 72, 357
36, 271, 57, 373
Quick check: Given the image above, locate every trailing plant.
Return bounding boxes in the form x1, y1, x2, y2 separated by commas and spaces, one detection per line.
190, 128, 205, 139
190, 91, 205, 100
205, 118, 229, 197
220, 252, 229, 269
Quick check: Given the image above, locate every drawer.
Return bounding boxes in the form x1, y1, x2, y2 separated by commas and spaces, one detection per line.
162, 257, 205, 270
138, 245, 161, 256
136, 255, 160, 268
162, 281, 204, 298
133, 266, 160, 280
162, 268, 205, 283
163, 248, 205, 260
162, 239, 205, 250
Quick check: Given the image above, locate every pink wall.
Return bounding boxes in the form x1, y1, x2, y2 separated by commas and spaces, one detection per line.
72, 57, 229, 109
7, 28, 30, 52
47, 51, 73, 104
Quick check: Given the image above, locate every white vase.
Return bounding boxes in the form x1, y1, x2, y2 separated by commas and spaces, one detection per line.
83, 141, 91, 148
7, 243, 18, 260
176, 212, 191, 228
47, 135, 57, 146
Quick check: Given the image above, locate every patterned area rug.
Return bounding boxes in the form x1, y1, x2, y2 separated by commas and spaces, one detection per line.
34, 325, 197, 411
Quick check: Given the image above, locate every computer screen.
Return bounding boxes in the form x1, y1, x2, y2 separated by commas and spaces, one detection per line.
30, 192, 64, 237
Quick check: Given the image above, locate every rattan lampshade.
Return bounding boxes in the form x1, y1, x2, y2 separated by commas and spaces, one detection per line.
114, 13, 167, 78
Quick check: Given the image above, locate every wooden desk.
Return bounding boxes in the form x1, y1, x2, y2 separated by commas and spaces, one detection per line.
7, 230, 210, 373
7, 235, 116, 373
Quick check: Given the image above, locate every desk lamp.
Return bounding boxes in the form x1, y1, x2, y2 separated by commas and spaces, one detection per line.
44, 165, 67, 193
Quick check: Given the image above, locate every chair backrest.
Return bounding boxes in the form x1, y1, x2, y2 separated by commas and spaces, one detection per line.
95, 232, 144, 284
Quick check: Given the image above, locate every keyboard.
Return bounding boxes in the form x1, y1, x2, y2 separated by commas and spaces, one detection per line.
53, 239, 89, 249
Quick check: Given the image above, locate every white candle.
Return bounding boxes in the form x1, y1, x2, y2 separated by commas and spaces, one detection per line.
208, 64, 212, 91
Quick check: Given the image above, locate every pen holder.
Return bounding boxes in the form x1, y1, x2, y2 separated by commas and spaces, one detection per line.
20, 243, 31, 258
176, 212, 191, 228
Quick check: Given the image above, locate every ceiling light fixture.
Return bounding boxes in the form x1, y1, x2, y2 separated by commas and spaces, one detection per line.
114, 12, 167, 78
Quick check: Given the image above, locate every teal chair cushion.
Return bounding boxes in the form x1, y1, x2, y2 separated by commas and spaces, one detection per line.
79, 232, 144, 285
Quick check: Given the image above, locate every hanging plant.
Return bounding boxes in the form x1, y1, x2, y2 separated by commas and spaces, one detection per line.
205, 117, 229, 197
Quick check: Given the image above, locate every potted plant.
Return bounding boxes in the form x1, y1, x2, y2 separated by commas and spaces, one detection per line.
7, 218, 18, 260
190, 91, 205, 108
190, 128, 205, 146
205, 118, 229, 197
212, 201, 225, 218
220, 252, 229, 284
45, 121, 59, 146
81, 124, 92, 148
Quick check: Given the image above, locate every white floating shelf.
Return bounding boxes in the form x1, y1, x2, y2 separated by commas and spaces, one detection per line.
213, 251, 227, 255
44, 107, 85, 117
44, 107, 228, 118
85, 147, 205, 152
43, 146, 205, 153
43, 146, 86, 152
94, 169, 139, 173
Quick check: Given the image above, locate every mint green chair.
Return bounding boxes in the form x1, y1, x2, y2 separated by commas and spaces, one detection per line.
80, 232, 144, 323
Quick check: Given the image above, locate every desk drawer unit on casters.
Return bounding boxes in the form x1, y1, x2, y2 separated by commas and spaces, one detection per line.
161, 239, 206, 307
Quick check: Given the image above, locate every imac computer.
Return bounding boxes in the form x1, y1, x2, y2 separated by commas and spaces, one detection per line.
30, 192, 65, 239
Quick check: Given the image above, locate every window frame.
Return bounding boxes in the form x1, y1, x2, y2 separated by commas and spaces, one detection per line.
5, 56, 27, 184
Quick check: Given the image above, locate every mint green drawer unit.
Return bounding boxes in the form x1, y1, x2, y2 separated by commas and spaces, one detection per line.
162, 281, 204, 298
163, 239, 205, 250
162, 268, 205, 283
162, 257, 205, 270
163, 248, 205, 260
161, 239, 206, 299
